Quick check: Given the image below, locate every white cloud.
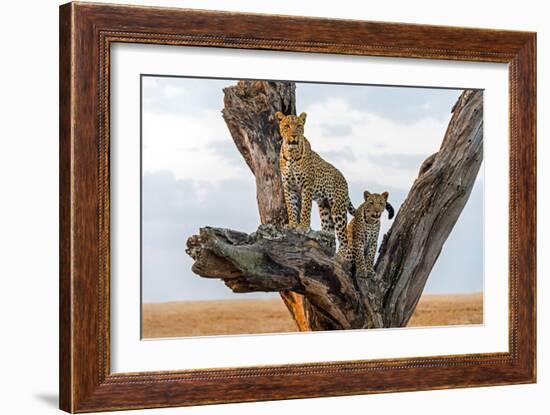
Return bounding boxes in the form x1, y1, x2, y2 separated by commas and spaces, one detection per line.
143, 77, 184, 98
142, 109, 249, 184
143, 97, 452, 192
303, 98, 452, 190
163, 83, 185, 98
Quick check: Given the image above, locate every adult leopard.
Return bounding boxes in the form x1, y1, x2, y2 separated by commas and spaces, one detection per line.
276, 111, 355, 255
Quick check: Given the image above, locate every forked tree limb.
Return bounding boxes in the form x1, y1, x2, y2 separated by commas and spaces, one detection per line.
186, 83, 483, 330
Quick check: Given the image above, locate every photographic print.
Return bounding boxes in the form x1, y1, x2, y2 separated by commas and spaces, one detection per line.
140, 76, 483, 339
59, 5, 537, 410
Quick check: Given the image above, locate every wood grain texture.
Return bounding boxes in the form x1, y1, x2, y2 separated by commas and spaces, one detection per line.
59, 2, 536, 413
59, 4, 73, 411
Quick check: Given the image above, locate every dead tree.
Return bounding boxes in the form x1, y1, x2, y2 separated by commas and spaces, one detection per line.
186, 82, 483, 330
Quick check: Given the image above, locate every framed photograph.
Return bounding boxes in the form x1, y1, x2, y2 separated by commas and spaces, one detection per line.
59, 2, 536, 412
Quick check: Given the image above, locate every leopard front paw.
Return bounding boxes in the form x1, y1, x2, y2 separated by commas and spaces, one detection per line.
284, 222, 299, 231
356, 271, 368, 280
295, 224, 311, 233
355, 267, 376, 280
367, 269, 377, 279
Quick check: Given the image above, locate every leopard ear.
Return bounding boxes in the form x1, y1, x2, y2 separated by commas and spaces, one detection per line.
363, 190, 371, 200
381, 191, 389, 201
298, 112, 307, 123
275, 111, 285, 121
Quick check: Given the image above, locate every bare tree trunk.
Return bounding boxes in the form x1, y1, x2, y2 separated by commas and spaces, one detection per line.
186, 84, 483, 330
378, 90, 483, 327
221, 80, 311, 331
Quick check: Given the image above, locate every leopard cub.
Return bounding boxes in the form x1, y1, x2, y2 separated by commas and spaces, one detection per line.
345, 191, 394, 279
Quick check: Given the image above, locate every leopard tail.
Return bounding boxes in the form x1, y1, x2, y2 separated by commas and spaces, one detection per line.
385, 202, 395, 219
347, 197, 356, 216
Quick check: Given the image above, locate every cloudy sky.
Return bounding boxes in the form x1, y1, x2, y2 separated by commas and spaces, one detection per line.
141, 76, 483, 303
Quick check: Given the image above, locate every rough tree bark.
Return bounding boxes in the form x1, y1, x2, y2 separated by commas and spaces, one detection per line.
186, 83, 483, 330
221, 80, 312, 330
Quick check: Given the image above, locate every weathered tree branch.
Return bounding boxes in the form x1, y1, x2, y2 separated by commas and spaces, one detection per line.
186, 225, 376, 329
186, 83, 483, 331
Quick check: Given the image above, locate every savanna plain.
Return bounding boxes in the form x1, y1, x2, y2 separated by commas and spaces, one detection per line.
142, 293, 483, 338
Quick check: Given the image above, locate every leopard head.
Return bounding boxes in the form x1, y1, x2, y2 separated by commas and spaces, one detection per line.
362, 191, 395, 221
275, 112, 307, 149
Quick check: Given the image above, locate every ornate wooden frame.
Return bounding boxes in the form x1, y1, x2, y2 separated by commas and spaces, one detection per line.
59, 2, 536, 412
